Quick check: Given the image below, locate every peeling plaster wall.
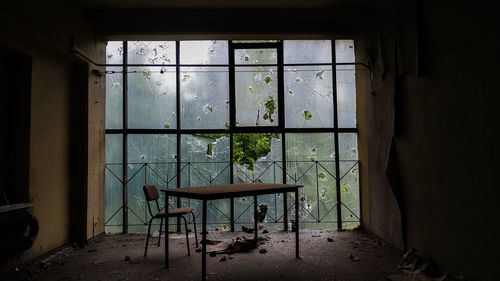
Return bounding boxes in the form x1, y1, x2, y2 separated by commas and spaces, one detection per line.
0, 1, 106, 261
358, 0, 500, 279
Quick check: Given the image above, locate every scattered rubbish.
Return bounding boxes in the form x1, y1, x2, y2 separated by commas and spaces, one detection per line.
241, 226, 254, 233
124, 256, 131, 261
348, 254, 360, 262
291, 220, 297, 232
219, 256, 227, 262
384, 248, 469, 281
214, 225, 230, 231
150, 230, 161, 238
209, 252, 217, 257
195, 248, 201, 253
259, 249, 268, 254
312, 234, 321, 237
262, 229, 269, 234
327, 238, 334, 242
257, 205, 269, 222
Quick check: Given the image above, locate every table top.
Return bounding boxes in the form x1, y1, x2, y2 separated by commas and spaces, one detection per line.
161, 182, 302, 200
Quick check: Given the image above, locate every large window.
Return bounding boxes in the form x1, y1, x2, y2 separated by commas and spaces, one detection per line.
105, 40, 359, 233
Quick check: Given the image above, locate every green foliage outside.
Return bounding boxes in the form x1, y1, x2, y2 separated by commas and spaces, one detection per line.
195, 133, 280, 171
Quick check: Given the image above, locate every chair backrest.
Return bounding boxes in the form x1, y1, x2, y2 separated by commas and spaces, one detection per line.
143, 184, 160, 201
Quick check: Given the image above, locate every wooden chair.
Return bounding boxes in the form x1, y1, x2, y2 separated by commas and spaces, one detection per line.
143, 184, 198, 257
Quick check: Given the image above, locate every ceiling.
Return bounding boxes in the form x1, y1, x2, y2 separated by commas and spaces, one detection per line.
73, 0, 380, 10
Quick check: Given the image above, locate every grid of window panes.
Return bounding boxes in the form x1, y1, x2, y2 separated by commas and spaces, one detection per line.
105, 40, 359, 233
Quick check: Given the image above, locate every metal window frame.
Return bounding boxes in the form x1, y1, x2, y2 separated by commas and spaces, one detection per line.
105, 40, 359, 233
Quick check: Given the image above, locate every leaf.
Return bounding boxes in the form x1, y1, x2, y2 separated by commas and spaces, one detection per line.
265, 76, 271, 84
342, 183, 349, 193
311, 148, 316, 153
164, 123, 170, 129
206, 143, 213, 156
310, 158, 316, 162
318, 172, 325, 179
263, 113, 269, 120
303, 110, 312, 120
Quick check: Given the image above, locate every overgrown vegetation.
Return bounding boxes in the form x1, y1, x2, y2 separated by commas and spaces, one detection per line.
195, 133, 280, 171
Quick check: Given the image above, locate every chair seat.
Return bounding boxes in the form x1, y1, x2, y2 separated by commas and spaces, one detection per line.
155, 207, 194, 218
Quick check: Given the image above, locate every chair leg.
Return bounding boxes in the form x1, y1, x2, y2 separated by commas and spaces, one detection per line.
158, 217, 163, 247
191, 211, 199, 248
144, 218, 153, 257
182, 216, 191, 256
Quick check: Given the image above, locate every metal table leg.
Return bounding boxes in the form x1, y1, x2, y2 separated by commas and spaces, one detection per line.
295, 188, 299, 258
165, 193, 169, 268
254, 195, 258, 242
202, 199, 207, 281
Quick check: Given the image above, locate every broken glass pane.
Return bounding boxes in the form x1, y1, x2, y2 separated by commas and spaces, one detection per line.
105, 67, 123, 129
127, 134, 177, 232
232, 133, 283, 229
284, 66, 334, 128
180, 41, 228, 65
180, 67, 229, 129
336, 40, 356, 128
235, 66, 278, 126
106, 41, 123, 64
235, 49, 277, 65
127, 41, 175, 65
339, 132, 359, 229
286, 133, 336, 228
128, 67, 176, 129
105, 134, 123, 233
181, 134, 230, 229
340, 161, 360, 229
336, 65, 356, 128
339, 133, 358, 160
284, 40, 332, 64
335, 40, 355, 63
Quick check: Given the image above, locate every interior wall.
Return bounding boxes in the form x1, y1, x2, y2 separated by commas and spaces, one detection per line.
0, 1, 106, 261
358, 0, 500, 279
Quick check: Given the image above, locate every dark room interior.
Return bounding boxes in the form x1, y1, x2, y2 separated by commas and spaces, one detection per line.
1, 0, 499, 280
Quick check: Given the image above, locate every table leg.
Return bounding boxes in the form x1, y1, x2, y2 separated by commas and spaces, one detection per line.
253, 195, 258, 242
295, 189, 299, 258
283, 192, 288, 231
165, 194, 169, 268
202, 199, 207, 281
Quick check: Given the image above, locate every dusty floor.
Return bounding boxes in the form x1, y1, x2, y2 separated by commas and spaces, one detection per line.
2, 229, 402, 281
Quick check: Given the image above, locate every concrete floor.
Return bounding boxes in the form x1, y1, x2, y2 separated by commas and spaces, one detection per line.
2, 229, 402, 281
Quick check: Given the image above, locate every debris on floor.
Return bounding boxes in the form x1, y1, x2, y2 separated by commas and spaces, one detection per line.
384, 249, 469, 281
259, 249, 268, 254
327, 238, 334, 242
257, 205, 269, 222
219, 256, 227, 262
214, 225, 230, 231
348, 254, 360, 262
199, 235, 270, 255
241, 226, 254, 233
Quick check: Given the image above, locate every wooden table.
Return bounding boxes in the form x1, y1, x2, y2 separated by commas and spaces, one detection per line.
161, 183, 303, 281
